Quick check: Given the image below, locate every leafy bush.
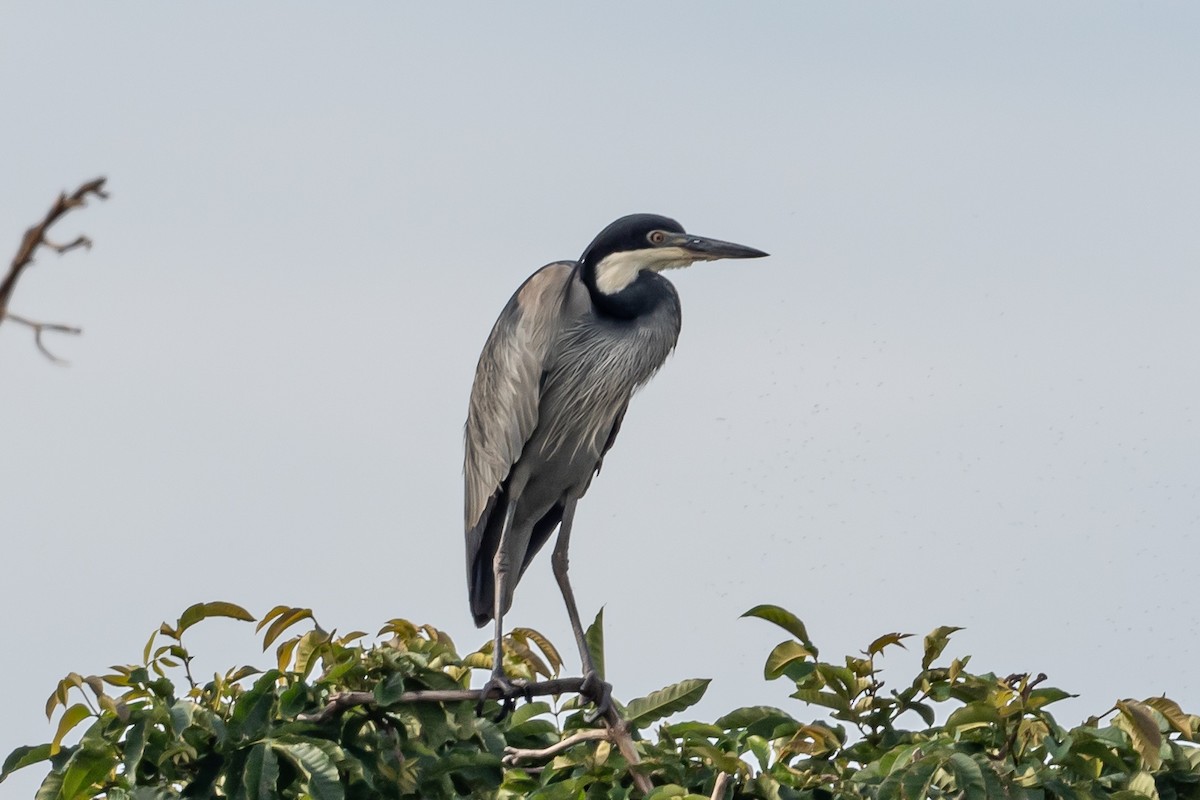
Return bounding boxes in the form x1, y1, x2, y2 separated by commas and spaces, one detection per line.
4, 602, 1198, 799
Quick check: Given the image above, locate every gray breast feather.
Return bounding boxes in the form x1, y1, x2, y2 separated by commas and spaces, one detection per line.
539, 311, 681, 461
464, 262, 574, 529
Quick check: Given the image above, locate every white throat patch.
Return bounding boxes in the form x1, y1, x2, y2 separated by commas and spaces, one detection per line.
593, 246, 696, 294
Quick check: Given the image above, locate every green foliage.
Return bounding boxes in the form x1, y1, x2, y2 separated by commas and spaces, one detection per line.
4, 602, 1199, 799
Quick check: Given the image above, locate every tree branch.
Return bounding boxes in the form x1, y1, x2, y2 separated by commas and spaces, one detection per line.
3, 314, 82, 364
297, 677, 589, 724
1, 177, 108, 362
502, 728, 609, 765
711, 771, 732, 800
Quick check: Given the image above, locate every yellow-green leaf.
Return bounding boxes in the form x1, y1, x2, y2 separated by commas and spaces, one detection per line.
764, 640, 814, 680
1127, 770, 1160, 800
584, 608, 605, 681
625, 678, 711, 726
921, 626, 963, 669
867, 632, 913, 656
1144, 696, 1193, 741
261, 608, 314, 650
741, 605, 815, 650
178, 601, 256, 635
50, 704, 92, 755
511, 627, 563, 676
1117, 699, 1164, 770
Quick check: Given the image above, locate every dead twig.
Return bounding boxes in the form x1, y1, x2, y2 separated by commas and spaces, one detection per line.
1, 177, 108, 362
711, 771, 732, 800
3, 314, 83, 364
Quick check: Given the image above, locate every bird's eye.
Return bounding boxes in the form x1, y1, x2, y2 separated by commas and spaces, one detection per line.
648, 230, 667, 245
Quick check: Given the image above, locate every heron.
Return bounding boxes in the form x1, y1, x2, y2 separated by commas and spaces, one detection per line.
464, 213, 767, 715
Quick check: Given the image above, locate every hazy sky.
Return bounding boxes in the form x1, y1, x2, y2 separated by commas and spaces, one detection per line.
3, 3, 1200, 795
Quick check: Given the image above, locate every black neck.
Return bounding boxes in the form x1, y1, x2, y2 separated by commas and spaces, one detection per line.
579, 258, 668, 320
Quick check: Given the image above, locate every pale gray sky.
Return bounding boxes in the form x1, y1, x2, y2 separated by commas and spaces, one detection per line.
3, 3, 1199, 795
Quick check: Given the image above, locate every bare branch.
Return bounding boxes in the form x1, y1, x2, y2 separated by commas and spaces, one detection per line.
297, 677, 589, 724
41, 235, 93, 256
711, 772, 732, 800
502, 728, 609, 765
3, 314, 82, 365
1, 177, 108, 361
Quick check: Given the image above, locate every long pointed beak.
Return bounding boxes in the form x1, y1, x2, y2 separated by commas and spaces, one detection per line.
666, 231, 769, 261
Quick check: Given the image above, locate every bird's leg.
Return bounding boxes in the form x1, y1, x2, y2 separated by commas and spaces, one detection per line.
551, 498, 613, 721
478, 501, 523, 720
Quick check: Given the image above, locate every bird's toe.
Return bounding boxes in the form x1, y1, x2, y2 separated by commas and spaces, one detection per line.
580, 671, 615, 723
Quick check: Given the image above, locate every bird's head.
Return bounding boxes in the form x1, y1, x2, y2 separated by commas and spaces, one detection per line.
579, 213, 768, 296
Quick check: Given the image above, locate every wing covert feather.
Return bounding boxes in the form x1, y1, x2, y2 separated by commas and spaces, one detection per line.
464, 262, 574, 530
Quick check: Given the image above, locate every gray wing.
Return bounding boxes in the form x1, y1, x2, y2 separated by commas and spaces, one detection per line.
464, 261, 575, 533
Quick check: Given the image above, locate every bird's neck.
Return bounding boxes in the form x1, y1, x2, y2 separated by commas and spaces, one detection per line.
579, 258, 668, 319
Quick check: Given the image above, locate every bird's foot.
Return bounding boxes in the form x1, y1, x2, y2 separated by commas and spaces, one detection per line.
476, 672, 528, 722
580, 670, 614, 724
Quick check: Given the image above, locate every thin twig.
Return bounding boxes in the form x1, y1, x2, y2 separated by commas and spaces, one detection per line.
1, 177, 108, 361
502, 728, 610, 765
711, 772, 732, 800
3, 314, 82, 364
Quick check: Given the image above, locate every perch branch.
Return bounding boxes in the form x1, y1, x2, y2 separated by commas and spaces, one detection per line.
1, 177, 108, 361
297, 677, 589, 724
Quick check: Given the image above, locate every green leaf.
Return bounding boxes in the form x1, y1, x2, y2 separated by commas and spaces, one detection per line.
741, 605, 815, 651
946, 701, 1002, 732
279, 680, 310, 718
763, 640, 814, 680
921, 626, 963, 669
1027, 687, 1076, 711
625, 678, 710, 726
50, 704, 92, 756
271, 739, 343, 800
123, 715, 148, 778
177, 601, 256, 635
34, 770, 64, 800
664, 721, 726, 738
230, 670, 281, 741
907, 701, 936, 727
509, 701, 553, 726
900, 754, 942, 800
1, 744, 52, 783
584, 608, 605, 682
169, 700, 196, 736
1127, 770, 1160, 799
243, 742, 280, 800
59, 746, 116, 800
374, 673, 407, 707
714, 706, 797, 730
790, 688, 851, 713
945, 753, 986, 800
